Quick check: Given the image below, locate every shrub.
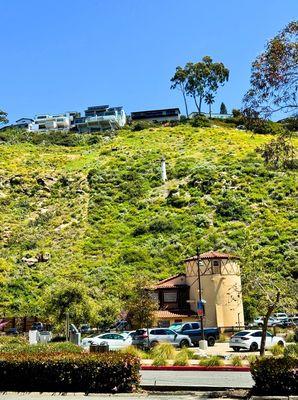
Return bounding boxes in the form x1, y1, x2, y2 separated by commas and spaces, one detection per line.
250, 356, 298, 395
0, 341, 83, 354
152, 354, 168, 366
173, 349, 189, 366
151, 343, 176, 360
284, 343, 298, 358
231, 355, 243, 366
247, 355, 257, 365
190, 115, 211, 128
199, 356, 223, 366
0, 352, 140, 393
121, 345, 146, 359
218, 333, 229, 343
270, 343, 285, 356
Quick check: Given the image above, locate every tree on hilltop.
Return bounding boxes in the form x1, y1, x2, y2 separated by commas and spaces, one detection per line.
220, 102, 228, 114
171, 57, 229, 115
171, 66, 189, 117
0, 110, 8, 125
244, 20, 298, 118
205, 93, 215, 118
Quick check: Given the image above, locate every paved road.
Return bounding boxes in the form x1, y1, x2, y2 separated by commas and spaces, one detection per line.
0, 393, 234, 399
141, 370, 254, 389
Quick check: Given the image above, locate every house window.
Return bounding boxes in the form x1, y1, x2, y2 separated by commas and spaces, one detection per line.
163, 291, 177, 303
212, 260, 221, 274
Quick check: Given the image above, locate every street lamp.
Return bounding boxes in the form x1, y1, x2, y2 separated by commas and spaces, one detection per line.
196, 247, 208, 350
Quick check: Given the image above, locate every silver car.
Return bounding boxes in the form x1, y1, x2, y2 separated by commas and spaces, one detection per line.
147, 328, 193, 348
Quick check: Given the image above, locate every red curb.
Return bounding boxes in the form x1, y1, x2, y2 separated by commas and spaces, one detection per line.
141, 365, 250, 372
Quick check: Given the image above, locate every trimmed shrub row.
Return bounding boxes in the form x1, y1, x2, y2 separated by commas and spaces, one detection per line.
250, 356, 298, 395
0, 352, 140, 393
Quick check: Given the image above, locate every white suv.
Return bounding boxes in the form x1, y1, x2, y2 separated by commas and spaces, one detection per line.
229, 330, 285, 352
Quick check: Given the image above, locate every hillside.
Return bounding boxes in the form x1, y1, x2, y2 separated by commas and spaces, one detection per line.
0, 125, 297, 318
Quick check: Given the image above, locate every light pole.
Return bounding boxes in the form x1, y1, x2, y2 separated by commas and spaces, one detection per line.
197, 247, 207, 350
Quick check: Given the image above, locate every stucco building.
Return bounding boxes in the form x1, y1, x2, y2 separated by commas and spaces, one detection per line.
154, 251, 245, 329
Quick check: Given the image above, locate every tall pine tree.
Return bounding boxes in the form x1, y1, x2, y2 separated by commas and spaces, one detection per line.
220, 102, 228, 114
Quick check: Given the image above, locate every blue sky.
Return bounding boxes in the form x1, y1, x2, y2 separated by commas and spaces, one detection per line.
1, 0, 297, 122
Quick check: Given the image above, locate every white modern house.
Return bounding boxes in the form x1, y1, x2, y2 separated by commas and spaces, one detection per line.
28, 112, 79, 132
75, 105, 126, 132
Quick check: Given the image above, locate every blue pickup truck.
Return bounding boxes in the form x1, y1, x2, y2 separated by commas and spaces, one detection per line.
170, 321, 219, 346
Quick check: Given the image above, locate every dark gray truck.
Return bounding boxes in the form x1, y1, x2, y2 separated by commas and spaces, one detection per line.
170, 321, 219, 346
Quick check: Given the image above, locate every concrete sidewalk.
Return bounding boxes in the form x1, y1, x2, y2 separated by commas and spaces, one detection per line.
141, 370, 253, 389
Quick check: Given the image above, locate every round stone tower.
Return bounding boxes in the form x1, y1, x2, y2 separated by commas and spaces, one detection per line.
184, 251, 244, 329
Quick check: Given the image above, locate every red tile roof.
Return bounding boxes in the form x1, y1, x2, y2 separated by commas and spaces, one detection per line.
184, 251, 239, 262
155, 273, 186, 289
154, 310, 196, 319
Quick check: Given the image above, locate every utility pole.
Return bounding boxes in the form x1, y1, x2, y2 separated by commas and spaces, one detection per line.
197, 247, 207, 349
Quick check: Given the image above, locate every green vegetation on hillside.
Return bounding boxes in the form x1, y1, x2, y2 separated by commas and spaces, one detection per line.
0, 124, 297, 322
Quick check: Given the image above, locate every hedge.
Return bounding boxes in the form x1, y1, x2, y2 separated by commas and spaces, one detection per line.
250, 356, 298, 395
0, 352, 140, 393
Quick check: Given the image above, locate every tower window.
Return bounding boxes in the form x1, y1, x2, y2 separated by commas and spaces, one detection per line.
212, 259, 221, 274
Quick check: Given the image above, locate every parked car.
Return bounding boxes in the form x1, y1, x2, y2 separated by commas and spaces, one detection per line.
127, 329, 150, 348
272, 313, 288, 321
252, 316, 279, 327
145, 328, 193, 348
170, 322, 219, 347
229, 330, 285, 352
81, 332, 132, 350
80, 324, 92, 334
6, 327, 19, 335
277, 317, 298, 328
31, 322, 44, 331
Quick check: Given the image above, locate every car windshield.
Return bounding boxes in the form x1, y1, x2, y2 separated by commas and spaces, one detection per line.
233, 331, 250, 337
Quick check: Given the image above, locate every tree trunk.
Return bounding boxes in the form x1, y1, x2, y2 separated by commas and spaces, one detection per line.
199, 96, 203, 114
180, 83, 189, 117
193, 94, 200, 113
209, 103, 212, 118
260, 291, 280, 356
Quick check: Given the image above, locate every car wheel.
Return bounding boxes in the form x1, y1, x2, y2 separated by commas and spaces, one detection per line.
278, 340, 284, 347
232, 347, 240, 352
180, 339, 189, 348
150, 340, 158, 348
207, 336, 216, 347
250, 342, 258, 352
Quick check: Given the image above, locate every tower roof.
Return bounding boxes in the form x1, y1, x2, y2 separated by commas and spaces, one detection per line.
184, 251, 239, 262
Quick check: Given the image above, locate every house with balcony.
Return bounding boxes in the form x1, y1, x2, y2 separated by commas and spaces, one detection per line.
0, 118, 34, 131
75, 105, 126, 132
131, 108, 181, 123
153, 251, 245, 329
28, 112, 79, 132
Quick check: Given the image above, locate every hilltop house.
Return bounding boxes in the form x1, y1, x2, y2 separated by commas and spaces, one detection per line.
28, 112, 79, 132
153, 251, 245, 330
75, 105, 126, 132
131, 108, 181, 123
0, 118, 34, 131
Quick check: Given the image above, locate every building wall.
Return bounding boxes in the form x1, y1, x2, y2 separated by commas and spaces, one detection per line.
185, 259, 244, 328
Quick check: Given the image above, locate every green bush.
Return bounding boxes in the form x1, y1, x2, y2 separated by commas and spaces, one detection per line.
270, 343, 285, 356
284, 344, 298, 358
121, 345, 146, 359
250, 356, 298, 395
0, 352, 140, 393
152, 354, 168, 366
190, 115, 211, 128
199, 356, 223, 366
173, 349, 189, 366
231, 355, 243, 366
151, 342, 176, 359
0, 341, 83, 354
